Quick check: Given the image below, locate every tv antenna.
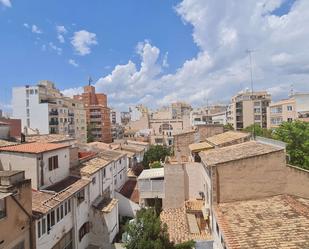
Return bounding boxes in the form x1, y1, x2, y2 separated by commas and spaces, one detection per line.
88, 76, 93, 86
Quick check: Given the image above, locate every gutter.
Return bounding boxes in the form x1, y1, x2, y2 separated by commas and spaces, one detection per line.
11, 194, 34, 249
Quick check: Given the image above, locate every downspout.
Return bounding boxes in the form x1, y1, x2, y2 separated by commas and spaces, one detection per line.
11, 195, 34, 249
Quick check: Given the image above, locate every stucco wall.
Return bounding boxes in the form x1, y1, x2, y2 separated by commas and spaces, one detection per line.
173, 131, 196, 160
163, 164, 186, 209
215, 150, 287, 203
0, 180, 32, 249
184, 163, 205, 200
285, 165, 309, 199
115, 192, 140, 218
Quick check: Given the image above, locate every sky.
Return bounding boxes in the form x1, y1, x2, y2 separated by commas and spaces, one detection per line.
0, 0, 309, 112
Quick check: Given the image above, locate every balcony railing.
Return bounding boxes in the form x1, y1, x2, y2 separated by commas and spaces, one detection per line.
68, 112, 74, 117
49, 110, 59, 116
49, 120, 59, 125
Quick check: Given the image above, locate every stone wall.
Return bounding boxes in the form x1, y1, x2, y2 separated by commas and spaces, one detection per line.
285, 164, 309, 199
173, 131, 196, 161
197, 124, 224, 141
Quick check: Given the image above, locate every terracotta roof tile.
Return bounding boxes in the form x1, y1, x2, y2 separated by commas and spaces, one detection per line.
206, 131, 250, 146
215, 195, 309, 249
200, 141, 283, 165
0, 142, 69, 154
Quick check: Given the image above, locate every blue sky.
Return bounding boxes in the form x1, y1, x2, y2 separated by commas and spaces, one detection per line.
1, 0, 309, 112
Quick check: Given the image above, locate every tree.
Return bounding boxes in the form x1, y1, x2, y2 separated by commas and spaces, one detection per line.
124, 208, 174, 249
124, 208, 195, 249
223, 123, 234, 131
87, 124, 94, 143
150, 161, 162, 169
272, 121, 309, 169
243, 124, 273, 138
143, 145, 171, 169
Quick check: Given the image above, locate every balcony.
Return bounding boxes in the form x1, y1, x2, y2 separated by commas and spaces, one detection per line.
49, 120, 59, 126
49, 110, 59, 116
68, 112, 74, 117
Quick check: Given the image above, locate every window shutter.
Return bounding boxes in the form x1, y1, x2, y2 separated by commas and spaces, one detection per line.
48, 158, 53, 171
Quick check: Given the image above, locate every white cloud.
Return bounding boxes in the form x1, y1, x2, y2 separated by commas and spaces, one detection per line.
71, 30, 98, 55
31, 24, 42, 34
162, 52, 169, 68
64, 0, 309, 110
56, 25, 67, 43
23, 23, 29, 28
68, 59, 79, 67
0, 0, 11, 7
49, 42, 62, 55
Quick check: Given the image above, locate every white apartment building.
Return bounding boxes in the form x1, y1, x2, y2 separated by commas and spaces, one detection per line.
267, 93, 309, 129
0, 142, 123, 249
12, 80, 87, 143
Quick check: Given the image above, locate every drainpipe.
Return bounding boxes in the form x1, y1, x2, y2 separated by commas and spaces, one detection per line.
11, 195, 34, 249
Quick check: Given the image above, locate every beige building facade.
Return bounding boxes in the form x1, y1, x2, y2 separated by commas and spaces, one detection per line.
228, 90, 271, 130
267, 93, 309, 129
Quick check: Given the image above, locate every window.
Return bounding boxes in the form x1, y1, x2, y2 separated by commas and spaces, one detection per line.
92, 177, 96, 185
76, 189, 85, 205
26, 99, 29, 107
56, 207, 60, 222
48, 156, 59, 171
38, 221, 41, 238
65, 202, 68, 215
287, 118, 293, 122
52, 230, 73, 249
103, 168, 106, 178
287, 106, 293, 111
42, 218, 46, 235
0, 199, 6, 219
50, 210, 55, 227
27, 119, 30, 127
68, 200, 71, 213
47, 213, 51, 232
216, 221, 219, 235
30, 89, 34, 95
79, 222, 90, 242
119, 159, 122, 164
60, 205, 64, 219
26, 109, 30, 117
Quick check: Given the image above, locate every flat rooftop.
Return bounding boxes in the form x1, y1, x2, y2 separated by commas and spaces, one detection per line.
200, 141, 283, 165
206, 131, 250, 146
215, 195, 309, 249
0, 142, 69, 154
138, 168, 164, 180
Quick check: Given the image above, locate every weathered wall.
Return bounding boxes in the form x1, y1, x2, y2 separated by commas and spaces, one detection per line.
115, 191, 140, 218
173, 131, 196, 160
0, 180, 32, 249
216, 150, 287, 203
197, 124, 224, 141
284, 165, 309, 199
163, 164, 185, 209
184, 163, 205, 200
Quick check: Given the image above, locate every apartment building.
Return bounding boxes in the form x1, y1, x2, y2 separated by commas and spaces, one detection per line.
190, 105, 227, 126
0, 141, 122, 249
267, 93, 309, 129
0, 171, 32, 249
228, 90, 271, 130
12, 80, 87, 143
74, 85, 112, 143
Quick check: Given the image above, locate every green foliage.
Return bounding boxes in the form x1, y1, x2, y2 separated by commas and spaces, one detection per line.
174, 240, 195, 249
124, 208, 174, 249
243, 124, 273, 138
87, 124, 94, 143
154, 197, 162, 216
143, 145, 171, 169
124, 208, 194, 249
272, 121, 309, 169
150, 161, 162, 169
223, 123, 234, 131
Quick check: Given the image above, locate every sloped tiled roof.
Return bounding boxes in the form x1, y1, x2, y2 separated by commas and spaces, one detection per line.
200, 141, 283, 166
215, 195, 309, 249
0, 142, 69, 154
206, 131, 250, 146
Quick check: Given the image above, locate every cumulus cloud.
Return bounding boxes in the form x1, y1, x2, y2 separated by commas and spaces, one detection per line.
0, 0, 11, 7
56, 25, 67, 43
68, 59, 79, 67
31, 24, 42, 34
64, 0, 309, 110
71, 30, 98, 55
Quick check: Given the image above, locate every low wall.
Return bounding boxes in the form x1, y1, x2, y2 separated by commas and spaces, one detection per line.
115, 192, 140, 218
285, 164, 309, 199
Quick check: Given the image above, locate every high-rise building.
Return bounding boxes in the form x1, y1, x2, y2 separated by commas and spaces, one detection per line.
267, 93, 309, 129
228, 90, 271, 130
12, 81, 87, 143
74, 85, 112, 143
